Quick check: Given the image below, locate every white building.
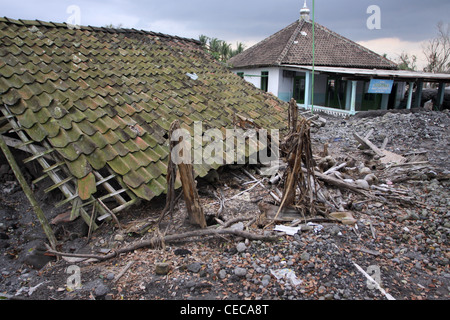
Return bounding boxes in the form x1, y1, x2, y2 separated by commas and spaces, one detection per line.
228, 2, 449, 114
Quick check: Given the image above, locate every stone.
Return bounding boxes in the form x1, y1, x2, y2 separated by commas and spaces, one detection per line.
234, 267, 247, 277
359, 167, 372, 175
407, 211, 420, 220
187, 262, 202, 273
218, 269, 227, 279
230, 222, 244, 231
236, 242, 246, 252
262, 274, 271, 287
301, 252, 310, 261
329, 212, 356, 225
114, 234, 124, 241
364, 173, 378, 185
355, 179, 370, 190
174, 248, 191, 256
94, 283, 109, 298
155, 262, 170, 275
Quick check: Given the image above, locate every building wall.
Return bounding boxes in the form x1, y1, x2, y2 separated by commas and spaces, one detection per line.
313, 73, 328, 106
278, 70, 294, 102
232, 67, 407, 111
232, 67, 281, 97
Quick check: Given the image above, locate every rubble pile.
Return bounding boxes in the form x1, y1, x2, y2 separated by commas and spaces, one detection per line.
0, 109, 448, 301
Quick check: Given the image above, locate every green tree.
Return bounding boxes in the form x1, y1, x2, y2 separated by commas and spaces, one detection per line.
396, 52, 417, 71
233, 42, 246, 56
199, 35, 246, 62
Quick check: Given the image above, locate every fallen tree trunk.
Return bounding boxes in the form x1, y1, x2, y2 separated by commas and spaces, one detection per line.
45, 227, 277, 262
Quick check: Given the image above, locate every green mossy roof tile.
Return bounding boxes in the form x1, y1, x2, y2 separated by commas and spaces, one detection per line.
86, 148, 107, 170
108, 155, 131, 176
123, 169, 147, 189
66, 154, 91, 179
131, 184, 155, 201
0, 18, 288, 204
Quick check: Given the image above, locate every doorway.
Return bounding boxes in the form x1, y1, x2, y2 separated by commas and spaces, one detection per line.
293, 76, 305, 104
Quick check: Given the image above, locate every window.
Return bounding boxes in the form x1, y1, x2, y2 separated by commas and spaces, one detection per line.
261, 71, 269, 92
293, 76, 305, 103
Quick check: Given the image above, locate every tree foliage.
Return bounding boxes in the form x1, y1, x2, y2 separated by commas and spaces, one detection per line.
396, 52, 417, 71
199, 35, 246, 62
422, 21, 450, 73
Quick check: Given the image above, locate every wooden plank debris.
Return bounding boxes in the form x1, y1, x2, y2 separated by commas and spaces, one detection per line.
169, 120, 207, 229
0, 135, 57, 249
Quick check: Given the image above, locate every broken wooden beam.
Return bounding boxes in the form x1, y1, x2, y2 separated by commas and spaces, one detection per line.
45, 227, 277, 262
353, 132, 384, 157
0, 135, 57, 249
169, 120, 207, 229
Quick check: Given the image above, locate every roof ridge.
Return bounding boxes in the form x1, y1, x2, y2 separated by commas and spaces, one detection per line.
0, 16, 201, 45
310, 20, 397, 68
228, 20, 299, 67
276, 19, 305, 65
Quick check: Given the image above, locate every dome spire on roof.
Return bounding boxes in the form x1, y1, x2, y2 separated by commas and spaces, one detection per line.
300, 0, 310, 21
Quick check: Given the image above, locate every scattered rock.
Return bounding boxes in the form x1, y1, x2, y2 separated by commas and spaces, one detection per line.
94, 283, 109, 298
261, 274, 271, 287
234, 267, 247, 277
364, 173, 378, 185
187, 262, 202, 273
236, 242, 246, 252
301, 252, 310, 261
218, 269, 227, 279
155, 262, 170, 275
114, 234, 124, 241
355, 179, 370, 190
174, 248, 192, 256
359, 167, 372, 175
229, 222, 244, 231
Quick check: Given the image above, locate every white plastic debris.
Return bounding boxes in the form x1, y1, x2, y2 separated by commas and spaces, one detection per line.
307, 222, 323, 234
186, 72, 198, 80
270, 268, 302, 286
273, 225, 301, 236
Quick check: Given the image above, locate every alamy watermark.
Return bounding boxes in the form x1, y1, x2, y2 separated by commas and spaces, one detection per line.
367, 5, 381, 30
66, 5, 81, 29
366, 265, 382, 290
170, 121, 281, 176
66, 265, 82, 290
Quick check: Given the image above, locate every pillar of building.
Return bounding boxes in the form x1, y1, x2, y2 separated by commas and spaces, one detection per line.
413, 80, 423, 108
304, 71, 311, 108
381, 94, 389, 110
350, 80, 357, 115
436, 82, 446, 110
406, 82, 414, 110
345, 80, 352, 111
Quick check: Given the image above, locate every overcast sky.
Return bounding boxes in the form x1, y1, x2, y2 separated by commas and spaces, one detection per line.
2, 0, 449, 69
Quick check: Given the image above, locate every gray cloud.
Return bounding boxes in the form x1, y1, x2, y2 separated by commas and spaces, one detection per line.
1, 0, 448, 44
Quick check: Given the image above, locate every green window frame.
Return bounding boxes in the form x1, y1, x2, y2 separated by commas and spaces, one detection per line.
261, 71, 269, 92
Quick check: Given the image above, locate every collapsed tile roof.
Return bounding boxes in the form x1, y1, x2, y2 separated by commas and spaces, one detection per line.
228, 19, 398, 70
0, 17, 287, 222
